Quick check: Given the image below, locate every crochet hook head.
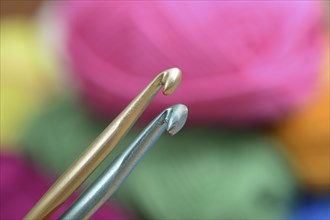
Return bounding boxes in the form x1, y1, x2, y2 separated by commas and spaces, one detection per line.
60, 104, 188, 220
161, 67, 182, 95
25, 68, 182, 219
166, 104, 188, 135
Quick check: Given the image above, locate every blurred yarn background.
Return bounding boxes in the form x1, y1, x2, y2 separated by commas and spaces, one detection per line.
0, 1, 329, 219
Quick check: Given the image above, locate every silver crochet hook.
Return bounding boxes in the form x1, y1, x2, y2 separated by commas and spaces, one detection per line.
25, 68, 181, 219
60, 104, 188, 220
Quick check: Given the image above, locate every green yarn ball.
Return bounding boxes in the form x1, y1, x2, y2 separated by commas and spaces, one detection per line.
116, 129, 297, 219
19, 98, 120, 183
20, 99, 297, 219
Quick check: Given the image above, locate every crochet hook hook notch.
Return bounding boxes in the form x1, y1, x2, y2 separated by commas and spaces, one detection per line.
25, 68, 182, 219
60, 104, 188, 219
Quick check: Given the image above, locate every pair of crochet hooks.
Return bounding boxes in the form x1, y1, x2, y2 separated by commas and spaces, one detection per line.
25, 68, 187, 219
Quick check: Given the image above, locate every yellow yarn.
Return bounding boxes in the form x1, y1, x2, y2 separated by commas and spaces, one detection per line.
0, 17, 60, 149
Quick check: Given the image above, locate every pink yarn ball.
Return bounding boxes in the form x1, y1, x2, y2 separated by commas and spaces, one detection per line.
63, 1, 324, 125
0, 153, 133, 219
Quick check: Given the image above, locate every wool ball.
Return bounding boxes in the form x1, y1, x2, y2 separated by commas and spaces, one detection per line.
0, 18, 61, 148
0, 153, 134, 219
20, 98, 108, 181
20, 98, 297, 219
273, 46, 329, 191
62, 1, 324, 125
291, 195, 330, 220
116, 129, 297, 219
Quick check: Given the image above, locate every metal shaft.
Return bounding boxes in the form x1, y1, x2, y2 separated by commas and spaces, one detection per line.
60, 104, 188, 220
24, 68, 182, 219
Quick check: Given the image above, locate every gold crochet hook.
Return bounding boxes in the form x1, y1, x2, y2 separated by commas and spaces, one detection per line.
25, 68, 182, 219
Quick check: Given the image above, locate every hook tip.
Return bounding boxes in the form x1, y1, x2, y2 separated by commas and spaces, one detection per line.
162, 68, 182, 95
166, 104, 188, 135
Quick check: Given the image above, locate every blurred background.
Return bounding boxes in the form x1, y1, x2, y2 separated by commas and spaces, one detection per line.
0, 1, 329, 219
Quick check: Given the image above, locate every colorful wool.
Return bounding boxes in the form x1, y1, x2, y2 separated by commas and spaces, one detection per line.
62, 1, 324, 125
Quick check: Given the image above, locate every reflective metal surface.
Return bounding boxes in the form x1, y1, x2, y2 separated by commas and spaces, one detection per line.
60, 104, 188, 219
24, 68, 182, 219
